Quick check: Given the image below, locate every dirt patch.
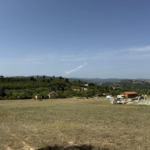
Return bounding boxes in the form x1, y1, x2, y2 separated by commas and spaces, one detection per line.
22, 141, 35, 150
5, 146, 12, 150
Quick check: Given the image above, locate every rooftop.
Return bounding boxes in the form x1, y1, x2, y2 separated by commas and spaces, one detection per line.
122, 92, 137, 94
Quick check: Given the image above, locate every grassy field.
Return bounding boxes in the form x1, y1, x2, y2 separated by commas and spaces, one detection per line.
1, 97, 150, 150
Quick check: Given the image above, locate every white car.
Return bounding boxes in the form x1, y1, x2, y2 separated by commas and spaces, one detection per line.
106, 95, 113, 99
117, 95, 124, 99
116, 100, 125, 104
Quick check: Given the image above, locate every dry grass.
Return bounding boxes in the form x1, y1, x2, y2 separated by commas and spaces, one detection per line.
0, 97, 150, 150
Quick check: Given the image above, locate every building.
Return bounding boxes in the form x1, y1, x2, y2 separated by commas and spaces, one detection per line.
35, 94, 42, 100
72, 89, 80, 91
112, 87, 122, 90
48, 91, 59, 98
120, 92, 138, 98
81, 87, 87, 91
84, 83, 88, 86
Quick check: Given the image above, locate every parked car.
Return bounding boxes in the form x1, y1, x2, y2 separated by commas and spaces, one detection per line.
106, 95, 113, 99
116, 100, 126, 104
117, 95, 125, 99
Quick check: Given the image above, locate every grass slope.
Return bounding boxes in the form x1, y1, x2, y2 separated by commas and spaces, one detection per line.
0, 97, 150, 150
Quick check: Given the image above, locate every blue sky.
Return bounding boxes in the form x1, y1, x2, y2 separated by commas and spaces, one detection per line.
0, 0, 150, 78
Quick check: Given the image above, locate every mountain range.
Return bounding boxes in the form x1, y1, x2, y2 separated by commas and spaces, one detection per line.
6, 76, 150, 83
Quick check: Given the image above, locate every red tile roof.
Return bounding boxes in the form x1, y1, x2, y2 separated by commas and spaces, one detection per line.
123, 92, 137, 94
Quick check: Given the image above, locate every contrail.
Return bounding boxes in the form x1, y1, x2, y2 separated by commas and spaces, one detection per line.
65, 62, 87, 75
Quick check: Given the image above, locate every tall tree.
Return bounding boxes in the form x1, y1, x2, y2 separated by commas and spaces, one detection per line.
65, 78, 69, 83
0, 87, 5, 96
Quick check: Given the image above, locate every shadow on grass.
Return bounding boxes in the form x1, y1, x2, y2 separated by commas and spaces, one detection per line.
37, 144, 113, 150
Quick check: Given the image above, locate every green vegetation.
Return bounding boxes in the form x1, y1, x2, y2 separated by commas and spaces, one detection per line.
102, 80, 150, 95
0, 76, 113, 100
0, 77, 149, 100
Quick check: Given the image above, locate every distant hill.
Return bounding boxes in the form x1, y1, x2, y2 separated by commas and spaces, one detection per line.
67, 78, 150, 84
102, 79, 150, 90
68, 78, 127, 83
8, 76, 150, 83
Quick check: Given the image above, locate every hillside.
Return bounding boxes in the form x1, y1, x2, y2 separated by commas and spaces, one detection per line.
102, 80, 150, 94
8, 76, 150, 84
0, 76, 113, 100
0, 76, 149, 100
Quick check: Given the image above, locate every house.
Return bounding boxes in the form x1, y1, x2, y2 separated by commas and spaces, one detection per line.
112, 87, 122, 90
84, 88, 87, 91
81, 87, 87, 91
72, 89, 80, 91
48, 91, 59, 98
84, 83, 88, 86
35, 94, 42, 100
120, 92, 138, 98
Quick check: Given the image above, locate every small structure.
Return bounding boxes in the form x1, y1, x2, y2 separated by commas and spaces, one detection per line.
112, 87, 122, 90
84, 83, 88, 86
72, 89, 80, 91
120, 92, 138, 98
84, 88, 87, 91
35, 94, 42, 100
48, 91, 59, 98
81, 87, 87, 91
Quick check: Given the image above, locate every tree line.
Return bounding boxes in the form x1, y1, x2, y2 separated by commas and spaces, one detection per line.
0, 76, 146, 100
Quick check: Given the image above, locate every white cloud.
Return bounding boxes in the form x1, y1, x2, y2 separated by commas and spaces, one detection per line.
60, 45, 150, 62
65, 62, 87, 75
1, 45, 150, 65
93, 45, 150, 61
96, 45, 150, 55
126, 46, 150, 52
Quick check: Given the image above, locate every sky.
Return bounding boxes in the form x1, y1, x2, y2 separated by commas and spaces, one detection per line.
0, 0, 150, 78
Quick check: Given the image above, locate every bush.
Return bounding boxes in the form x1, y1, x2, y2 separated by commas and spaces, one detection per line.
43, 95, 49, 99
50, 96, 58, 99
8, 96, 16, 100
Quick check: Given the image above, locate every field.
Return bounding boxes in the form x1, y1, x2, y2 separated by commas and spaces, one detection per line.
1, 97, 150, 150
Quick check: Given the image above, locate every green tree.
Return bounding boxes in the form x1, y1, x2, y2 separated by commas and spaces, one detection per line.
0, 87, 5, 97
78, 80, 81, 83
9, 91, 13, 96
0, 76, 4, 82
0, 75, 4, 78
65, 78, 69, 83
30, 77, 34, 81
59, 76, 63, 79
